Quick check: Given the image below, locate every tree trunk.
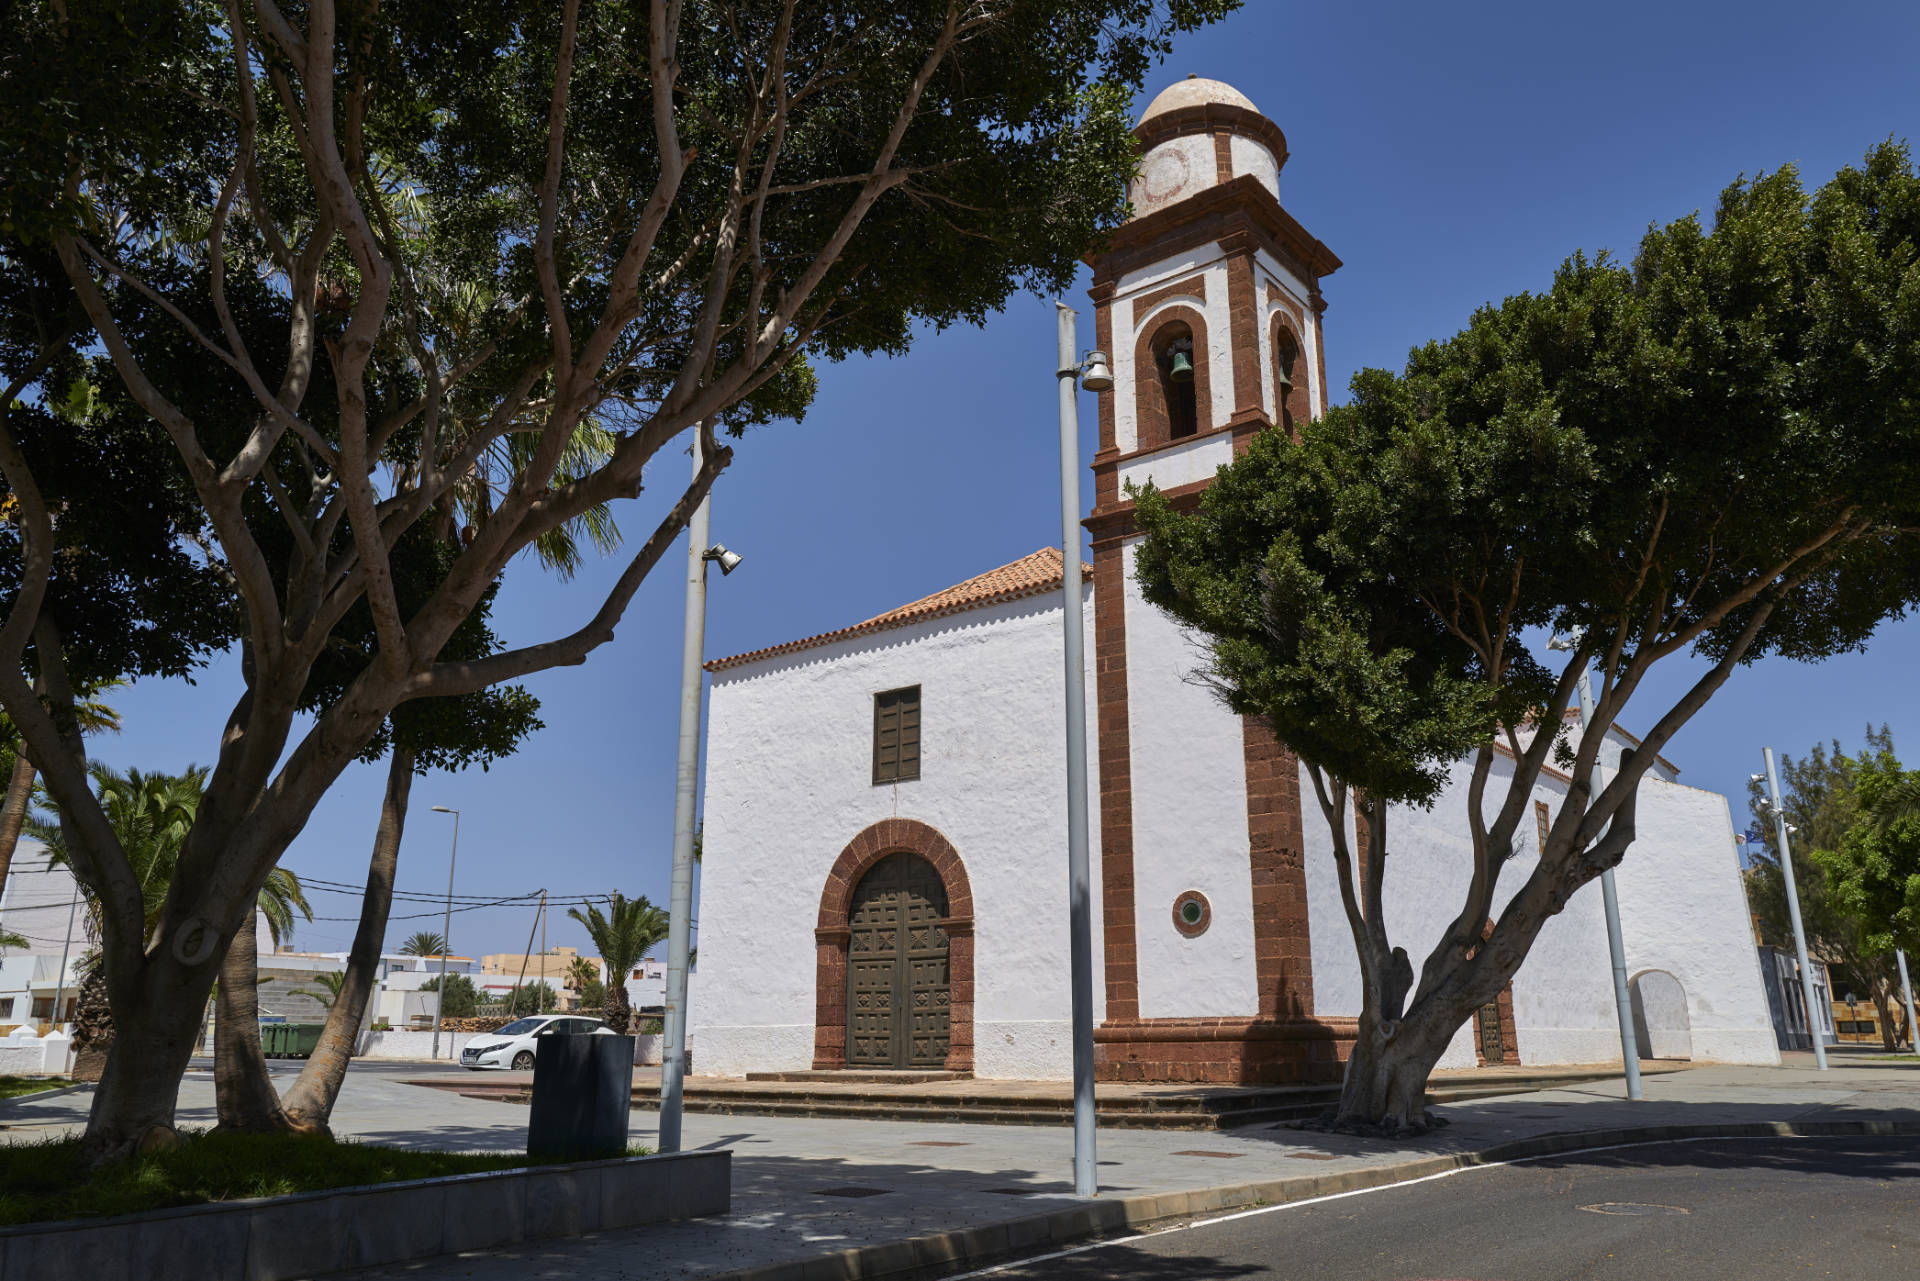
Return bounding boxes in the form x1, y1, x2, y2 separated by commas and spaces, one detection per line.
1334, 1005, 1457, 1133
606, 971, 631, 1034
82, 953, 223, 1162
0, 752, 36, 896
214, 904, 302, 1134
281, 749, 413, 1128
1872, 984, 1899, 1052
69, 965, 114, 1082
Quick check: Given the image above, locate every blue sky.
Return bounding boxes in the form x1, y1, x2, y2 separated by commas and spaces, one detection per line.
98, 1, 1920, 958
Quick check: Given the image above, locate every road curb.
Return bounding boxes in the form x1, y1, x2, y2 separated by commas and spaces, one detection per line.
703, 1118, 1920, 1281
0, 1082, 91, 1110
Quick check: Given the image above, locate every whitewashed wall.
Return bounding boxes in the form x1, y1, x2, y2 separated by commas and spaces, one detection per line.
694, 585, 1101, 1080
1300, 748, 1778, 1069
1123, 538, 1260, 1019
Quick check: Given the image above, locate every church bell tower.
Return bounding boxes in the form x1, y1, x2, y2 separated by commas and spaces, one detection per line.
1083, 77, 1351, 1084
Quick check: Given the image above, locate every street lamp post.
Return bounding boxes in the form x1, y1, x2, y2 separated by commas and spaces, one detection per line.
1055, 303, 1107, 1197
430, 805, 460, 1061
1549, 631, 1642, 1100
1760, 747, 1827, 1069
1898, 949, 1919, 1052
659, 431, 741, 1154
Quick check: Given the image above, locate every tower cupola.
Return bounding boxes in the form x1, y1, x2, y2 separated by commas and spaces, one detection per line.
1130, 76, 1290, 218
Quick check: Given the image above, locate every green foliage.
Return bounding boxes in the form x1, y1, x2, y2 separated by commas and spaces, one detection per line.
0, 1077, 68, 1101
577, 975, 606, 1010
0, 1130, 547, 1226
1813, 755, 1920, 957
566, 894, 668, 984
504, 980, 559, 1016
418, 972, 478, 1019
1138, 142, 1920, 814
27, 764, 311, 947
0, 930, 26, 951
397, 931, 449, 958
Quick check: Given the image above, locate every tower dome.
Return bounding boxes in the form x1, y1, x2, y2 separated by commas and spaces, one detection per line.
1137, 76, 1259, 124
1129, 75, 1288, 219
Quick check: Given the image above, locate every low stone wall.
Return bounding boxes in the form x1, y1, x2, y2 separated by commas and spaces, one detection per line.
0, 1149, 731, 1281
0, 1033, 69, 1075
355, 1030, 478, 1061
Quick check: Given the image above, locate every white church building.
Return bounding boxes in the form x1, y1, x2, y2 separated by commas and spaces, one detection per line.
691, 78, 1778, 1084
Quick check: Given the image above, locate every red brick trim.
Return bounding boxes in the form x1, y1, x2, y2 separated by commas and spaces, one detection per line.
1094, 1017, 1355, 1084
813, 818, 975, 1072
1135, 103, 1290, 175
1243, 716, 1314, 1020
1085, 475, 1213, 545
1094, 539, 1140, 1021
1269, 311, 1313, 439
1093, 289, 1116, 455
1129, 272, 1208, 327
1222, 237, 1264, 424
1089, 176, 1340, 292
1132, 304, 1212, 452
1311, 303, 1330, 417
1172, 890, 1212, 938
1211, 129, 1234, 185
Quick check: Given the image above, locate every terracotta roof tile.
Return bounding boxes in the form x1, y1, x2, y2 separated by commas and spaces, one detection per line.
707, 547, 1090, 672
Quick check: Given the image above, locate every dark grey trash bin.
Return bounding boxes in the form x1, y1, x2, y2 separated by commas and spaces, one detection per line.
527, 1033, 636, 1162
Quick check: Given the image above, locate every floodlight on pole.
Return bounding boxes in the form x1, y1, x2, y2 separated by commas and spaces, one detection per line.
1763, 746, 1828, 1068
660, 430, 737, 1154
429, 806, 460, 1061
1547, 628, 1642, 1100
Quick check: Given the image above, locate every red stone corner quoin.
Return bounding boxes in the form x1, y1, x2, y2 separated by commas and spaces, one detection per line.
813, 817, 975, 1072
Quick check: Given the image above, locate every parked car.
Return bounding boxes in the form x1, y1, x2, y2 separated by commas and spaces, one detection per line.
460, 1014, 613, 1070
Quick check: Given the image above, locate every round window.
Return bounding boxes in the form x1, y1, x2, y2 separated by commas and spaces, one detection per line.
1171, 891, 1211, 938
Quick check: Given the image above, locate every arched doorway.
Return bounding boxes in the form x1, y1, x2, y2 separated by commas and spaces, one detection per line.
847, 851, 950, 1068
1630, 970, 1693, 1060
814, 818, 974, 1072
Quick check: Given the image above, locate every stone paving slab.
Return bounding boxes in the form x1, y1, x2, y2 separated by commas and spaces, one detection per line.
7, 1059, 1917, 1281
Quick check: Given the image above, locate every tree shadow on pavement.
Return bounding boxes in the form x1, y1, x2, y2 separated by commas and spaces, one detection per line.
1518, 1133, 1920, 1182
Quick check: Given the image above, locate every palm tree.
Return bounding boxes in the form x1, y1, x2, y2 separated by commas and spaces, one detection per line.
0, 680, 126, 916
1867, 774, 1920, 832
399, 930, 449, 958
26, 764, 312, 1073
566, 893, 668, 1034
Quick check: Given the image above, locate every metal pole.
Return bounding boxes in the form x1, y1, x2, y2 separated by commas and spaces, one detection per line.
659, 434, 711, 1154
1897, 949, 1918, 1052
430, 808, 460, 1060
49, 870, 79, 1063
1056, 303, 1098, 1197
1570, 663, 1643, 1100
1764, 746, 1828, 1069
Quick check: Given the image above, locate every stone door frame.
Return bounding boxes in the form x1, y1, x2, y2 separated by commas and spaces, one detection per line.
814, 818, 974, 1072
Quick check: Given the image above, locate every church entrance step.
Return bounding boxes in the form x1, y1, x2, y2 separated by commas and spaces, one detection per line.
743, 1070, 971, 1084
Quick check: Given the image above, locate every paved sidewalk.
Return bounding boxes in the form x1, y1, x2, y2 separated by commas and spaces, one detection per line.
6, 1057, 1917, 1280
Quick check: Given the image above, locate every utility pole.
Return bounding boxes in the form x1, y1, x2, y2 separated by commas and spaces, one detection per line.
1763, 747, 1827, 1069
429, 806, 461, 1060
1552, 632, 1642, 1100
50, 869, 79, 1068
1055, 303, 1104, 1196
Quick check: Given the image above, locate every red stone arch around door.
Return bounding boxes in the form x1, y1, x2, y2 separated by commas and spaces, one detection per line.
814, 818, 975, 1071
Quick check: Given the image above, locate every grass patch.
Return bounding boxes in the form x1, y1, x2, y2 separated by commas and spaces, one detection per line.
0, 1076, 69, 1101
0, 1130, 647, 1226
1868, 1053, 1920, 1061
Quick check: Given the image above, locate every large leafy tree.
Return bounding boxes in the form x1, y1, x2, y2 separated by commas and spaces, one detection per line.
567, 893, 669, 1033
1744, 729, 1915, 1050
26, 764, 311, 1081
1136, 144, 1920, 1131
1, 0, 1235, 1159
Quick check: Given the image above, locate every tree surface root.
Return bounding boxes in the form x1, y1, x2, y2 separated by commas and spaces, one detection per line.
1282, 1107, 1453, 1140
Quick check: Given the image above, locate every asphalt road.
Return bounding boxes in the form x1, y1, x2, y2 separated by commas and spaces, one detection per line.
970, 1137, 1920, 1280
184, 1056, 471, 1077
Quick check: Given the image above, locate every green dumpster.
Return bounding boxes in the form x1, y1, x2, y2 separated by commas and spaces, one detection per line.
283, 1023, 324, 1059
259, 1022, 286, 1057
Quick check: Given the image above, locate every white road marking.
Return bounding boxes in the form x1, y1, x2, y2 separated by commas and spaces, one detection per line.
945, 1133, 1835, 1278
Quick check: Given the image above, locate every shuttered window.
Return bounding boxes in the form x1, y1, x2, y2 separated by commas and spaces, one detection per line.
1535, 800, 1551, 853
873, 686, 921, 784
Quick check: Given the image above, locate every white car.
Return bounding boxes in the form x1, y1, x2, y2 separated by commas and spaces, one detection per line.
459, 1014, 614, 1070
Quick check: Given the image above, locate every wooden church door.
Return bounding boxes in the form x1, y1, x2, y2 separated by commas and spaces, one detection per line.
846, 851, 951, 1068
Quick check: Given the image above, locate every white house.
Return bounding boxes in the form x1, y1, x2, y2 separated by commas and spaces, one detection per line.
691, 77, 1777, 1084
